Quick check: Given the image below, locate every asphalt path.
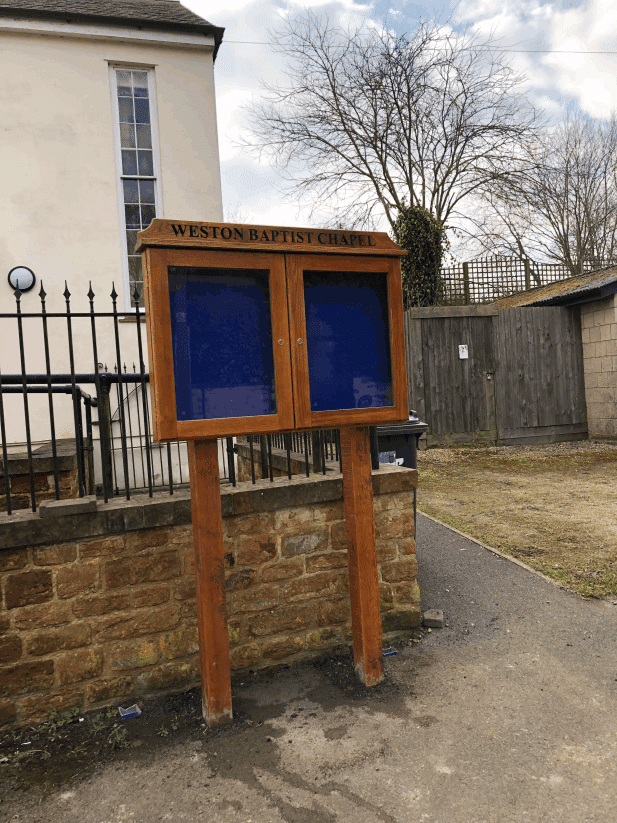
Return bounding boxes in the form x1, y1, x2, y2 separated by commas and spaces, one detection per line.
416, 511, 617, 668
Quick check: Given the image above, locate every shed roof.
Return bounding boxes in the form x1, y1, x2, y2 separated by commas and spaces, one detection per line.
493, 266, 617, 308
0, 1, 224, 56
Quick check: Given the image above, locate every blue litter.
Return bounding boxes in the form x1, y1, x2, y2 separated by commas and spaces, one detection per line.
118, 704, 141, 719
382, 646, 397, 656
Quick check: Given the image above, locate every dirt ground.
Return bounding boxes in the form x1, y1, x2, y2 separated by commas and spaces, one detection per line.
0, 651, 418, 812
417, 438, 617, 599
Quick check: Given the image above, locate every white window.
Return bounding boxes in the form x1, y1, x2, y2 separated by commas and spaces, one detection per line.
110, 67, 162, 308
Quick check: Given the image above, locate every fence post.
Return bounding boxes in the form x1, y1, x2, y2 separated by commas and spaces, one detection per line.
84, 398, 96, 495
524, 259, 531, 291
98, 374, 114, 500
463, 262, 471, 305
225, 436, 236, 486
71, 389, 87, 498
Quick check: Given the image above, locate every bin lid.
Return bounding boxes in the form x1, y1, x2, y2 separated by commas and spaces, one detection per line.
376, 411, 428, 436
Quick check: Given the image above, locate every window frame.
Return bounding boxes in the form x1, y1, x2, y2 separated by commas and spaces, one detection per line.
109, 63, 164, 310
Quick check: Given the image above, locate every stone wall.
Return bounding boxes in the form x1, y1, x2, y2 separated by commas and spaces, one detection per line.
0, 441, 80, 512
0, 466, 419, 727
581, 295, 617, 438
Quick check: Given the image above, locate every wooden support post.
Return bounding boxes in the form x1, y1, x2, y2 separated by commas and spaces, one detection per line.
187, 439, 233, 727
339, 426, 384, 686
524, 258, 531, 291
463, 261, 471, 305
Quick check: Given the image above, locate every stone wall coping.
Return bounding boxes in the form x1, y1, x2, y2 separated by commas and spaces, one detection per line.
0, 465, 417, 551
38, 495, 97, 517
3, 440, 77, 476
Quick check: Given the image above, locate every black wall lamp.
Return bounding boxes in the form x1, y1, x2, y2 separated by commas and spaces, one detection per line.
8, 266, 36, 292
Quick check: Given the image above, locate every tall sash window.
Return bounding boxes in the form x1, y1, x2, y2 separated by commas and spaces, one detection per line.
111, 68, 161, 308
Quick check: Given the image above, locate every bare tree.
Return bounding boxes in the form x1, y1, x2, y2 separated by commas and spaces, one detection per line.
473, 113, 617, 276
242, 12, 543, 233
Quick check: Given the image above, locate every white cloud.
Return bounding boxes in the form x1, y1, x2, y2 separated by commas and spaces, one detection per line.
180, 0, 617, 228
450, 0, 617, 118
183, 0, 377, 224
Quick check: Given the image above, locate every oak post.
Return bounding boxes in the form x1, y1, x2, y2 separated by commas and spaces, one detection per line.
340, 426, 384, 686
187, 439, 233, 726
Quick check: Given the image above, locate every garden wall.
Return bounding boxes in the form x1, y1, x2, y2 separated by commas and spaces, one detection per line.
0, 466, 419, 727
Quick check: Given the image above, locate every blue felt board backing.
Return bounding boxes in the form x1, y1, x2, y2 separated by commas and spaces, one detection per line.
168, 267, 276, 420
303, 271, 393, 412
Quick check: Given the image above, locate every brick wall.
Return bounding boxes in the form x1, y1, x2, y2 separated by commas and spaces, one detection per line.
581, 295, 617, 438
0, 467, 419, 727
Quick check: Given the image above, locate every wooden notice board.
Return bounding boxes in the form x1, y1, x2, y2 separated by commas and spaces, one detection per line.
137, 220, 408, 725
137, 219, 408, 439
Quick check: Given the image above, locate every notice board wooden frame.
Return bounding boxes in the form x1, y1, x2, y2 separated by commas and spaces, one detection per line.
142, 247, 295, 440
286, 252, 408, 430
138, 220, 408, 438
137, 220, 408, 727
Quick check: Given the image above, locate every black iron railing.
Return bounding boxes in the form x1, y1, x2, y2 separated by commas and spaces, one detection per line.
238, 429, 344, 483
0, 283, 370, 516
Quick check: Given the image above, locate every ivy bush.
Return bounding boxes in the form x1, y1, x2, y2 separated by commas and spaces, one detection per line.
394, 206, 446, 306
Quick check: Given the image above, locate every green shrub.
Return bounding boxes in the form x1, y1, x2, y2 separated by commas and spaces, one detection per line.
394, 205, 446, 306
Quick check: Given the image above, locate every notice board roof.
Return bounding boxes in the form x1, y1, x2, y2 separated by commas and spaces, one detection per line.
136, 219, 406, 257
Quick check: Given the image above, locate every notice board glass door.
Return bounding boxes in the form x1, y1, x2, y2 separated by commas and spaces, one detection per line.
303, 270, 393, 412
168, 267, 277, 421
144, 249, 294, 440
287, 254, 408, 429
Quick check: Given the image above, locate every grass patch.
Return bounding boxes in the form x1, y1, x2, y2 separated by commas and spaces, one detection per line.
417, 441, 617, 599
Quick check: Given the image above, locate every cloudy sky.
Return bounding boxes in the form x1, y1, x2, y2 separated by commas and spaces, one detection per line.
183, 0, 617, 235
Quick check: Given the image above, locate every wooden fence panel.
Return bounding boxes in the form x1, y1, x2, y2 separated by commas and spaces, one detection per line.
406, 306, 587, 446
495, 308, 587, 444
418, 314, 497, 442
404, 310, 425, 420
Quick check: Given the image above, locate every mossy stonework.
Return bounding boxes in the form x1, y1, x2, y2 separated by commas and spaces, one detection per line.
0, 466, 419, 728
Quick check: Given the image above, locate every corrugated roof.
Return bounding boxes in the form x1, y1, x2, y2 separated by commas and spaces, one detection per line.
0, 1, 224, 55
494, 266, 617, 307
